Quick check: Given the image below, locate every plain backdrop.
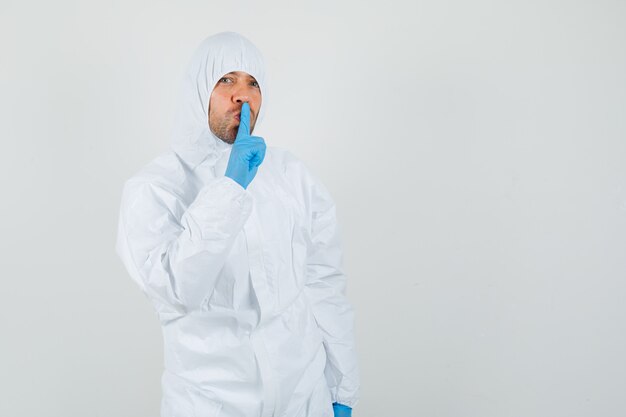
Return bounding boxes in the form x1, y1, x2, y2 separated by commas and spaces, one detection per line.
1, 1, 625, 416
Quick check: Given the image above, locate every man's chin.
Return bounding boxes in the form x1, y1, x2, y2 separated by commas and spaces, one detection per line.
219, 136, 235, 145
211, 124, 244, 145
213, 129, 236, 144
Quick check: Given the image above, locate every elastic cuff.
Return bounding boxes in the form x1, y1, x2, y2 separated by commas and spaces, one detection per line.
332, 402, 352, 417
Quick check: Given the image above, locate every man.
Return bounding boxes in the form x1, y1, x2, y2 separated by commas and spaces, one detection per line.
115, 32, 359, 417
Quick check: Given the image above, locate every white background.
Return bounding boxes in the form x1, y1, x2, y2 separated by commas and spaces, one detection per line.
1, 1, 625, 416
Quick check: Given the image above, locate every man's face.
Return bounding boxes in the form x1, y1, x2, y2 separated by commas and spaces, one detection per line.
208, 71, 262, 144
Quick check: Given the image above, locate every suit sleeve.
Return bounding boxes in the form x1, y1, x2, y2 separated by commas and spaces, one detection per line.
115, 176, 253, 317
302, 173, 360, 409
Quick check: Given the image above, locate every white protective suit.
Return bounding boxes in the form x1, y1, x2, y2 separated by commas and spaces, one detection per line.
115, 32, 360, 417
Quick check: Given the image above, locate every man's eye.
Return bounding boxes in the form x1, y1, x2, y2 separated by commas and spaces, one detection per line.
220, 77, 232, 83
251, 81, 259, 88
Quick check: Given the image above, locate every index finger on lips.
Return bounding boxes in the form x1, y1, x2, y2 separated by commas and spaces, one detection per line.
237, 102, 251, 138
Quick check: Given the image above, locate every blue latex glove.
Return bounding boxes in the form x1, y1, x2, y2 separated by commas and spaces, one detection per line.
224, 102, 266, 189
333, 402, 352, 417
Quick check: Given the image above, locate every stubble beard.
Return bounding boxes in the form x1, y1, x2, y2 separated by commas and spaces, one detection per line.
209, 115, 237, 145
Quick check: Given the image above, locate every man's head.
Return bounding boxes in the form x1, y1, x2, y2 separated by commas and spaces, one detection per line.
170, 32, 266, 168
209, 71, 262, 144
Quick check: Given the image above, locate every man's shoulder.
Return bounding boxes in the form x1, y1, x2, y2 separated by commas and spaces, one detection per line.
120, 150, 189, 204
265, 146, 311, 178
266, 146, 301, 166
265, 146, 332, 201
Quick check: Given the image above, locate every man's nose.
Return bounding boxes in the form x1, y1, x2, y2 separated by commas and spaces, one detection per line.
233, 89, 250, 104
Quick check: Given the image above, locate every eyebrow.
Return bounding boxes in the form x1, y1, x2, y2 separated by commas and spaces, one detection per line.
223, 72, 257, 82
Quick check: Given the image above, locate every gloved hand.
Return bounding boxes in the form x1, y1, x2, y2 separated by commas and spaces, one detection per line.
225, 101, 266, 189
333, 402, 352, 417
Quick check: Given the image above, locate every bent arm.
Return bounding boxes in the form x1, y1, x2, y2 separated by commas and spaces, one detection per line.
115, 176, 252, 316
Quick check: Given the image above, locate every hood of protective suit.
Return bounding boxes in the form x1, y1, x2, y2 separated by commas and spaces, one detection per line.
169, 31, 267, 170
